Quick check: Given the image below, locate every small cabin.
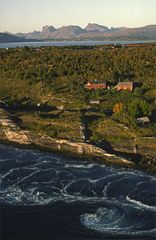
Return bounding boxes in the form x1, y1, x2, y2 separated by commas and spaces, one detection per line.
117, 82, 134, 92
90, 100, 100, 104
85, 80, 107, 90
137, 116, 150, 125
57, 105, 64, 110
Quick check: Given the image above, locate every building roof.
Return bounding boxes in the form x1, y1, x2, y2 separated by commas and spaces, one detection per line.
90, 100, 100, 104
137, 116, 150, 123
117, 82, 133, 86
89, 79, 107, 84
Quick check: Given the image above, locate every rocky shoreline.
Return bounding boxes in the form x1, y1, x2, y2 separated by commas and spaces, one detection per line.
0, 128, 135, 167
0, 106, 155, 172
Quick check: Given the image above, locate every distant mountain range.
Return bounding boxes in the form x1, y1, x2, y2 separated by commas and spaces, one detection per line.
1, 23, 156, 43
0, 32, 26, 43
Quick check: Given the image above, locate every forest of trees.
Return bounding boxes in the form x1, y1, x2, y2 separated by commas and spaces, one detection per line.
0, 45, 155, 101
0, 44, 155, 129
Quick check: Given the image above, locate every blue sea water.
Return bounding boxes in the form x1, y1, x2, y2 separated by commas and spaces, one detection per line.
0, 40, 155, 48
0, 144, 156, 239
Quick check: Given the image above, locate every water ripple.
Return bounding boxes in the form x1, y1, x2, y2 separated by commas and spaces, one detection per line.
0, 144, 156, 237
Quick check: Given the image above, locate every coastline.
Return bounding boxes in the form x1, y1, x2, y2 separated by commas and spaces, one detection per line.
1, 124, 156, 173
0, 40, 156, 49
0, 107, 155, 173
0, 128, 135, 168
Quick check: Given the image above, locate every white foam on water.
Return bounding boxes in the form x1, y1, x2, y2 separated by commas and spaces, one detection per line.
0, 144, 156, 237
81, 206, 156, 236
65, 163, 96, 169
1, 168, 20, 179
126, 195, 156, 212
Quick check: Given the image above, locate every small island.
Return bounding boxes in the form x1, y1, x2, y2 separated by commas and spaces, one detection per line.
0, 43, 156, 172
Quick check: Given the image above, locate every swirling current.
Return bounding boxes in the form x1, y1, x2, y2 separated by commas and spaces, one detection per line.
0, 144, 156, 239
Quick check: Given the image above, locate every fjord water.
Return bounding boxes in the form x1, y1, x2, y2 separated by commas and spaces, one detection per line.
0, 144, 156, 239
0, 40, 155, 48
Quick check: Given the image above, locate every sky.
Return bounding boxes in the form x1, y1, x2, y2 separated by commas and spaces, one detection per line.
0, 0, 156, 33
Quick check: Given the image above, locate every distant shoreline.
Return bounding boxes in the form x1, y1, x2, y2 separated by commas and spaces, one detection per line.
0, 40, 156, 48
